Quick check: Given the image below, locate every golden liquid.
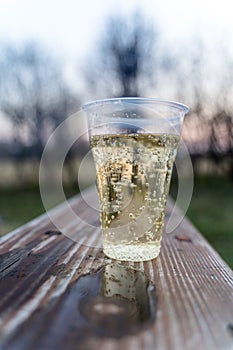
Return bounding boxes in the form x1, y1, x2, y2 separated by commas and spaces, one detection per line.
91, 133, 179, 261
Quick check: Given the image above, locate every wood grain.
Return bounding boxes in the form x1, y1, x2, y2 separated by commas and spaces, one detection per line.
0, 187, 232, 350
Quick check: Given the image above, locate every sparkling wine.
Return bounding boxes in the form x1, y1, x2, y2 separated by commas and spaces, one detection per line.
91, 133, 179, 261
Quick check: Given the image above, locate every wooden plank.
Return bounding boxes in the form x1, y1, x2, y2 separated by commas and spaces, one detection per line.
0, 187, 232, 350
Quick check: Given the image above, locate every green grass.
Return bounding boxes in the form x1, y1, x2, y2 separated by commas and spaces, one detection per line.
0, 187, 44, 235
0, 178, 232, 269
185, 177, 233, 268
0, 186, 78, 236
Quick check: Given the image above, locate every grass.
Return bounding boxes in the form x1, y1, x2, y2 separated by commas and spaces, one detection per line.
0, 187, 44, 235
0, 185, 77, 236
185, 177, 233, 268
0, 177, 232, 269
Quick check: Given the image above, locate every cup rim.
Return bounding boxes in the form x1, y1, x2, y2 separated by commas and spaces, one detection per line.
82, 97, 189, 114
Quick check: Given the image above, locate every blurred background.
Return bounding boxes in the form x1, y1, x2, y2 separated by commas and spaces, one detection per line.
0, 0, 232, 267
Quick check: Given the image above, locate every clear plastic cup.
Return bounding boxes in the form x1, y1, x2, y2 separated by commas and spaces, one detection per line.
83, 98, 189, 261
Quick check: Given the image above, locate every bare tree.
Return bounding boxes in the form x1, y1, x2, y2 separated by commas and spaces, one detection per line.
84, 12, 159, 98
174, 39, 233, 179
0, 42, 79, 159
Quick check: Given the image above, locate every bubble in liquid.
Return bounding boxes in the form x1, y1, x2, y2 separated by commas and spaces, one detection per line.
90, 132, 179, 261
129, 213, 136, 220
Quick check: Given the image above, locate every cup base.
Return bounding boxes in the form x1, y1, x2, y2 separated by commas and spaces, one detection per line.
103, 243, 161, 262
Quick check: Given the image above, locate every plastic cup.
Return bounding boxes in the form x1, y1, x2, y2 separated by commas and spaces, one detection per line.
83, 98, 189, 261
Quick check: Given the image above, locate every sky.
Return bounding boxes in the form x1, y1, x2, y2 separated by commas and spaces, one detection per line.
0, 0, 232, 59
0, 0, 233, 138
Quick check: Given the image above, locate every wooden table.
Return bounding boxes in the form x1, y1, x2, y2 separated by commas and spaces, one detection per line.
0, 187, 232, 350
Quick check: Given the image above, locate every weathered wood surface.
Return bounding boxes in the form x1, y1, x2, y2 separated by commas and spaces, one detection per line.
0, 187, 232, 350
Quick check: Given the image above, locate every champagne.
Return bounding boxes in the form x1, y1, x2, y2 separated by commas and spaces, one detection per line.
91, 133, 179, 261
